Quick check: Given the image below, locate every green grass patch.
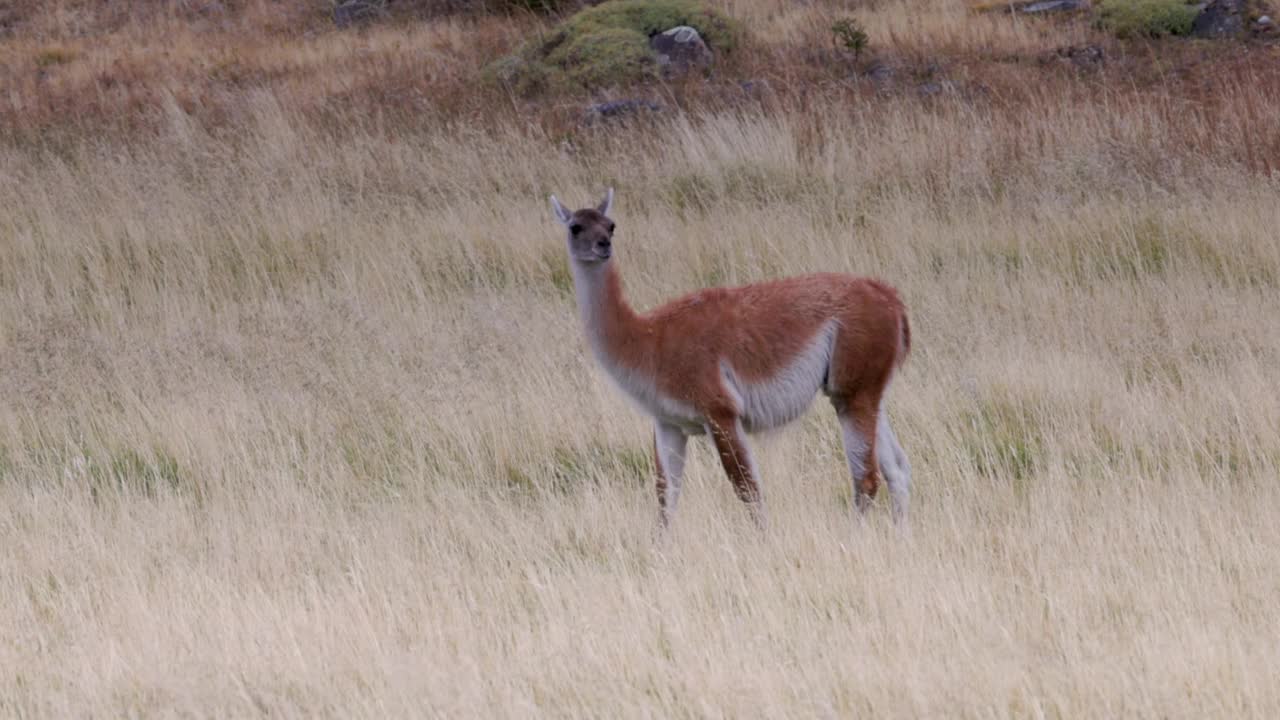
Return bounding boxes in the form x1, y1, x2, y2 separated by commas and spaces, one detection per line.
549, 26, 656, 88
339, 428, 407, 487
696, 257, 730, 289
541, 244, 575, 298
1192, 436, 1255, 481
1063, 214, 1176, 284
1121, 353, 1185, 391
661, 162, 828, 217
1186, 232, 1279, 289
1097, 0, 1199, 38
81, 446, 185, 500
663, 171, 718, 215
1130, 216, 1172, 274
980, 246, 1024, 273
505, 441, 651, 497
960, 390, 1046, 488
35, 47, 77, 68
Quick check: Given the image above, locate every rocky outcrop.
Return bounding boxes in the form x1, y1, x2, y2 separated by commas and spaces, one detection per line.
1190, 0, 1245, 37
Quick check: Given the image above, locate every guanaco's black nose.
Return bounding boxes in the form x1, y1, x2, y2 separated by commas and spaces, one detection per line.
597, 238, 612, 249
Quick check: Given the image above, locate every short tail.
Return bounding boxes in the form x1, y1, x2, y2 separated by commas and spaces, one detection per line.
896, 309, 911, 369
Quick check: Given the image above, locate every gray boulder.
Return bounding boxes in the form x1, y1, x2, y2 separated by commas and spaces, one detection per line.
650, 26, 714, 77
1191, 0, 1245, 37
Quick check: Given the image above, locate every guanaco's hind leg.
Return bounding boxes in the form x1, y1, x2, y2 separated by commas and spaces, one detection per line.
876, 410, 911, 525
706, 414, 766, 529
832, 395, 882, 516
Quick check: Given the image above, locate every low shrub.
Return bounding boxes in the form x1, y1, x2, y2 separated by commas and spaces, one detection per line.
831, 17, 869, 56
1097, 0, 1199, 38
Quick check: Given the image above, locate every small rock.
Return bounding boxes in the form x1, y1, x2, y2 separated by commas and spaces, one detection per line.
1254, 15, 1275, 33
1052, 44, 1104, 68
865, 60, 896, 90
333, 0, 384, 28
1019, 0, 1090, 13
739, 79, 773, 100
975, 0, 1089, 13
917, 81, 945, 97
584, 99, 663, 124
1191, 0, 1245, 38
650, 26, 714, 78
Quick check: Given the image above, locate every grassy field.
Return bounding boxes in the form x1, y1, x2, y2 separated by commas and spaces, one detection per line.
3, 1, 1280, 717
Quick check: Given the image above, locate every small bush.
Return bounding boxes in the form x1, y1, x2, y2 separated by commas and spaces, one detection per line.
35, 47, 77, 67
831, 17, 869, 56
1097, 0, 1199, 38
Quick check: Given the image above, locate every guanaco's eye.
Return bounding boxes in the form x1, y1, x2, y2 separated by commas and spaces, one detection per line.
569, 223, 583, 234
607, 222, 616, 233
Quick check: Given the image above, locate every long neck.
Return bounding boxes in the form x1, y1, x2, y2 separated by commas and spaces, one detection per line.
571, 260, 649, 369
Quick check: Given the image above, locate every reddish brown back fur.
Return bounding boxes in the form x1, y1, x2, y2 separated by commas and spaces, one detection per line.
589, 269, 907, 417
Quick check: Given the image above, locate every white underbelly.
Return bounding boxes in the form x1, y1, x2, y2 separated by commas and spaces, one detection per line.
721, 321, 837, 433
590, 320, 837, 436
729, 374, 825, 433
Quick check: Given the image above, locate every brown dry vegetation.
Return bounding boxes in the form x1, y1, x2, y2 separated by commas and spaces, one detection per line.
3, 0, 1280, 717
6, 0, 1280, 141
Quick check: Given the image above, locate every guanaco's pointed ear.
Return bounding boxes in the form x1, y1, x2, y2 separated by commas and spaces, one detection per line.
550, 195, 572, 226
597, 187, 614, 217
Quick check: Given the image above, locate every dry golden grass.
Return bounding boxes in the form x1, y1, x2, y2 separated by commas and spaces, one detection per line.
3, 1, 1280, 717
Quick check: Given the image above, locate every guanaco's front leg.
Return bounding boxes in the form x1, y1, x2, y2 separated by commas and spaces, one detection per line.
707, 414, 766, 529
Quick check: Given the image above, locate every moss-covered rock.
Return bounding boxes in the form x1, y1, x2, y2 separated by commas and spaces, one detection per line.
550, 26, 656, 87
559, 0, 740, 53
1097, 0, 1200, 38
489, 0, 743, 94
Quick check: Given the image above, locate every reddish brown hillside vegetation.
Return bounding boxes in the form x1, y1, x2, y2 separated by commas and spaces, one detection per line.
2, 0, 1279, 172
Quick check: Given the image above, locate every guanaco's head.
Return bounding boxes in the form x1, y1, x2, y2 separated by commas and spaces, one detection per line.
550, 188, 616, 265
